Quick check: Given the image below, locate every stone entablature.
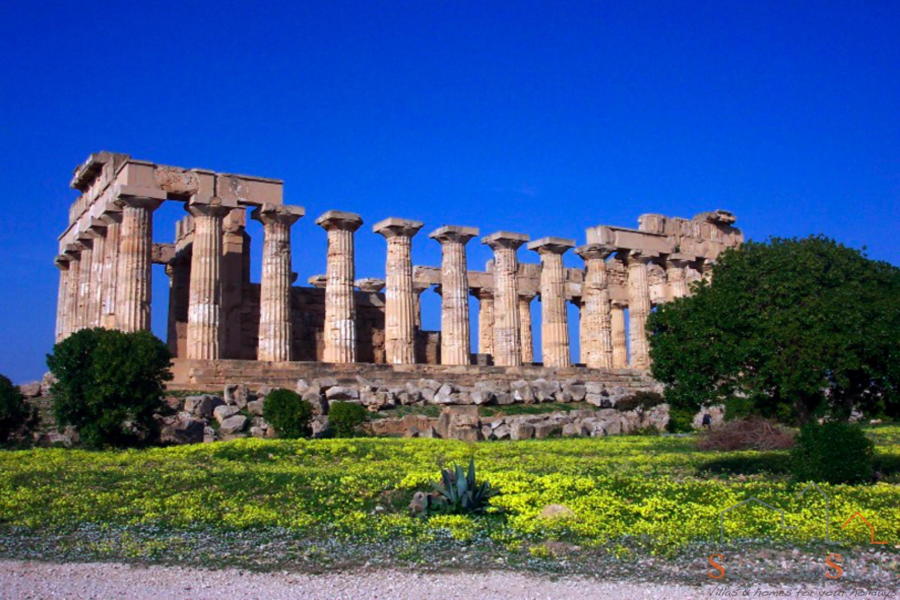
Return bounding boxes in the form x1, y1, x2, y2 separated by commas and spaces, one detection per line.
54, 151, 743, 373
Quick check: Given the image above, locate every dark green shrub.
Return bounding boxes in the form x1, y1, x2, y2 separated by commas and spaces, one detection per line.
666, 406, 695, 433
429, 458, 499, 515
616, 391, 665, 412
263, 389, 312, 438
0, 375, 38, 444
790, 421, 874, 484
46, 328, 172, 448
328, 401, 368, 437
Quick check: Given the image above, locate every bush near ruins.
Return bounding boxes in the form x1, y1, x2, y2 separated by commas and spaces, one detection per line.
0, 374, 38, 444
790, 421, 874, 484
263, 389, 312, 438
328, 401, 368, 437
648, 236, 900, 426
46, 328, 172, 448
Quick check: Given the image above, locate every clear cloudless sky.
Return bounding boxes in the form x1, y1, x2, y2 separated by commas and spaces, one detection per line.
1, 1, 898, 382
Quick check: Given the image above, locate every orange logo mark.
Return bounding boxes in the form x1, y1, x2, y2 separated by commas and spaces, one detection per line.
841, 512, 887, 544
824, 552, 844, 579
707, 553, 726, 579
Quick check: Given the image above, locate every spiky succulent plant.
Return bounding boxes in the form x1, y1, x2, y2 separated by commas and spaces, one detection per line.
430, 458, 499, 515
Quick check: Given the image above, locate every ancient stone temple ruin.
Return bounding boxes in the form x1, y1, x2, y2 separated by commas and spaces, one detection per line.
54, 152, 742, 401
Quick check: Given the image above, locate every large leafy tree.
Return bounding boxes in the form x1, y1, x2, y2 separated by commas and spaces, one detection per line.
47, 328, 172, 447
648, 236, 899, 425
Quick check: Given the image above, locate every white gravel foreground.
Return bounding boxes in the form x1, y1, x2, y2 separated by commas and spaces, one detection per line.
2, 560, 895, 600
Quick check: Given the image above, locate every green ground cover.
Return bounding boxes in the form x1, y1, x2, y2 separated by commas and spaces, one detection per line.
0, 427, 897, 575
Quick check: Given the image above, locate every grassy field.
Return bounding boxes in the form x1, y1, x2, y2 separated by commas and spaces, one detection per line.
0, 427, 898, 578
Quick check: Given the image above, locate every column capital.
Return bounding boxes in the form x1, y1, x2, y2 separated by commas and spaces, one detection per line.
186, 196, 239, 218
75, 227, 98, 245
113, 185, 165, 210
429, 225, 479, 244
470, 286, 493, 300
611, 299, 628, 309
64, 242, 84, 257
575, 243, 617, 261
665, 252, 695, 269
316, 210, 363, 232
98, 211, 123, 226
373, 217, 423, 238
54, 254, 71, 269
527, 236, 575, 255
251, 203, 305, 226
307, 274, 328, 289
481, 231, 529, 251
626, 249, 658, 264
355, 278, 385, 293
519, 290, 538, 301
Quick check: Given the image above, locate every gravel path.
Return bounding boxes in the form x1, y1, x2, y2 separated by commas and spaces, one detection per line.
2, 560, 895, 600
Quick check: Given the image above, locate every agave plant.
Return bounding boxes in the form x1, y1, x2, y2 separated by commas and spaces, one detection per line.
430, 458, 499, 515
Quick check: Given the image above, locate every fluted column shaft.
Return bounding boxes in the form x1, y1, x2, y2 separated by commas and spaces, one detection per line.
430, 226, 478, 365
518, 294, 535, 364
63, 249, 82, 336
317, 211, 363, 363
186, 200, 234, 359
375, 218, 423, 365
75, 238, 94, 331
666, 258, 689, 300
529, 238, 574, 367
611, 302, 628, 368
627, 253, 653, 369
87, 223, 106, 329
253, 205, 303, 361
483, 232, 528, 367
475, 289, 494, 356
576, 244, 615, 368
54, 257, 70, 341
116, 197, 159, 332
100, 212, 121, 328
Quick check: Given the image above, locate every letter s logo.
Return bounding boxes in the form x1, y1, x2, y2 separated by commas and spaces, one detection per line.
824, 553, 844, 579
707, 553, 726, 579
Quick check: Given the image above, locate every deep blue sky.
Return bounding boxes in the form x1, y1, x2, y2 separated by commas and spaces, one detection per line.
1, 1, 898, 383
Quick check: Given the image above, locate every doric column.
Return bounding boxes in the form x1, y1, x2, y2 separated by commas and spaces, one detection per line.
374, 217, 424, 364
473, 287, 494, 356
626, 251, 654, 369
482, 231, 529, 367
518, 292, 536, 364
63, 244, 83, 336
528, 237, 574, 368
54, 255, 71, 341
99, 211, 122, 328
74, 229, 96, 331
115, 195, 162, 332
316, 210, 363, 363
666, 255, 690, 300
429, 225, 478, 365
185, 197, 237, 359
701, 258, 715, 283
576, 243, 616, 368
87, 219, 107, 329
611, 300, 628, 368
253, 204, 304, 362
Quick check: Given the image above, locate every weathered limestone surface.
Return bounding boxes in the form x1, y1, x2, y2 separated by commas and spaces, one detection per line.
626, 251, 653, 369
666, 255, 690, 300
98, 211, 121, 328
253, 204, 304, 362
185, 197, 237, 360
518, 292, 535, 364
75, 230, 94, 330
611, 300, 628, 369
54, 256, 70, 341
483, 232, 529, 367
473, 287, 494, 357
430, 226, 478, 365
62, 245, 82, 336
374, 218, 424, 365
86, 220, 107, 328
115, 195, 163, 332
317, 210, 363, 363
576, 243, 615, 368
528, 237, 574, 368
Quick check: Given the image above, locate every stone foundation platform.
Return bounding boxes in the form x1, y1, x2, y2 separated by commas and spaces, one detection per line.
169, 359, 659, 396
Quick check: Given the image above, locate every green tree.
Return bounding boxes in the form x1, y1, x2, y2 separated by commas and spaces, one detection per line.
46, 328, 172, 447
263, 389, 313, 438
0, 374, 38, 444
648, 236, 899, 425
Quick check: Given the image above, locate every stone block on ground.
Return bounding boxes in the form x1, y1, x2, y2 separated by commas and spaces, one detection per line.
213, 404, 240, 424
185, 394, 224, 419
219, 414, 247, 435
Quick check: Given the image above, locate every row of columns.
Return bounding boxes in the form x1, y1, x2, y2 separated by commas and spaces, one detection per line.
57, 201, 703, 370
